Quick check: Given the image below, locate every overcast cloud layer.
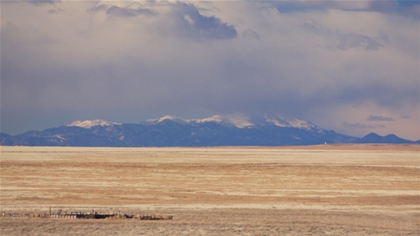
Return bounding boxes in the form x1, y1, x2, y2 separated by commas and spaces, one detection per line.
1, 0, 419, 140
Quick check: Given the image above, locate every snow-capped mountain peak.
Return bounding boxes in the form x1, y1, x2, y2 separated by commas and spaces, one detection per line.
68, 119, 121, 129
259, 113, 318, 130
2, 114, 413, 146
142, 113, 320, 130
143, 115, 187, 125
190, 114, 254, 128
223, 114, 254, 128
192, 115, 225, 123
191, 115, 233, 126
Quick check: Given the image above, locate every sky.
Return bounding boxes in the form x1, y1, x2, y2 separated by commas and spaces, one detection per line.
1, 0, 419, 140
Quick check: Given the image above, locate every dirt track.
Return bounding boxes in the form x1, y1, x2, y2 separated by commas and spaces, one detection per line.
1, 145, 419, 235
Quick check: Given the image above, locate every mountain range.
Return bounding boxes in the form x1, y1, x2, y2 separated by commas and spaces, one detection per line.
1, 113, 418, 147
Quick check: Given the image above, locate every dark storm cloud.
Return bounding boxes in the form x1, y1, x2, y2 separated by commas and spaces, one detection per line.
86, 4, 108, 13
106, 6, 157, 17
301, 22, 389, 51
87, 4, 158, 17
242, 29, 261, 40
26, 0, 60, 5
398, 0, 420, 8
86, 4, 157, 17
275, 0, 398, 13
310, 83, 419, 110
86, 1, 237, 41
47, 8, 63, 14
170, 2, 237, 40
336, 33, 385, 51
343, 123, 385, 129
367, 115, 395, 121
274, 0, 420, 19
361, 0, 399, 12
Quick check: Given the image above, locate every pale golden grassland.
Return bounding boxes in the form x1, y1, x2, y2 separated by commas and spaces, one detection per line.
1, 145, 419, 235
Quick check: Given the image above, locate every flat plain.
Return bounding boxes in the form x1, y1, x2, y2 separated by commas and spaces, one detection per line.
1, 145, 419, 235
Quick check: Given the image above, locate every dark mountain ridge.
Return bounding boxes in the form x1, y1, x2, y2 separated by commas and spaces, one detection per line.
1, 114, 418, 147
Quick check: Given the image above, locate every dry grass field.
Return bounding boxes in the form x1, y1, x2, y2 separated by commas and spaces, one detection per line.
1, 145, 419, 235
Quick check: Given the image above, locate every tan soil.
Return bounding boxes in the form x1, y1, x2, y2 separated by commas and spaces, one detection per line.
1, 145, 419, 235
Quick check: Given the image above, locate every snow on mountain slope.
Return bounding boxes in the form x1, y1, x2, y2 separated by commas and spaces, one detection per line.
218, 114, 254, 128
67, 113, 322, 131
143, 115, 188, 125
191, 115, 227, 124
3, 113, 415, 147
68, 120, 121, 129
141, 113, 321, 130
259, 113, 320, 130
191, 115, 239, 127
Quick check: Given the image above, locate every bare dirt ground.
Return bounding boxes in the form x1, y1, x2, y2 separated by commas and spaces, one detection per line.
1, 145, 419, 235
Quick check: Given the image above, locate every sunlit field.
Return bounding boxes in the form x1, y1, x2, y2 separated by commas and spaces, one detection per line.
1, 145, 419, 235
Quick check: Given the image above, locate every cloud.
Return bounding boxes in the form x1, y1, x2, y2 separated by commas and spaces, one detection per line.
336, 32, 385, 51
47, 9, 60, 14
87, 4, 108, 13
301, 22, 389, 51
275, 0, 398, 13
87, 4, 157, 17
169, 2, 237, 41
1, 1, 418, 140
343, 123, 385, 129
242, 29, 260, 40
86, 1, 237, 41
274, 0, 420, 19
367, 115, 394, 121
107, 6, 157, 17
403, 4, 420, 18
26, 0, 60, 5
